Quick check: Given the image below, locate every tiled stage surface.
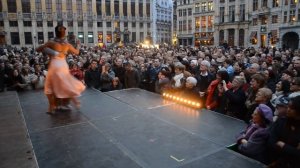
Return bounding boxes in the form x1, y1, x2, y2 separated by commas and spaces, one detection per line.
1, 88, 265, 168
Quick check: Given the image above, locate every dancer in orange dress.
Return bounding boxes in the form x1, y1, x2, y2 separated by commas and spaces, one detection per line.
36, 25, 85, 114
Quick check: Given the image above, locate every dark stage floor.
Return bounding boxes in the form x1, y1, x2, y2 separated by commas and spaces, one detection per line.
1, 88, 265, 168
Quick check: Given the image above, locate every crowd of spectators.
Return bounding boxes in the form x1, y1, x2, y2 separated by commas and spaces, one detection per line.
0, 44, 299, 167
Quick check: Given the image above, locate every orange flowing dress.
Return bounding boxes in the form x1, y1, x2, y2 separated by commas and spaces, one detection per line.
41, 39, 85, 98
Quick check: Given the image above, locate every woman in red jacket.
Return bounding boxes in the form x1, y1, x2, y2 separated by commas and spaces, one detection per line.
206, 70, 231, 111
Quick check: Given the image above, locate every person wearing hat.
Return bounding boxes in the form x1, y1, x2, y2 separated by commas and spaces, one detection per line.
272, 96, 289, 122
236, 104, 273, 163
268, 95, 300, 168
36, 24, 85, 114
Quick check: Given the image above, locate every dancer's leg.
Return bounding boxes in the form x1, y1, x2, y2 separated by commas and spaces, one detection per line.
46, 94, 56, 114
71, 97, 80, 109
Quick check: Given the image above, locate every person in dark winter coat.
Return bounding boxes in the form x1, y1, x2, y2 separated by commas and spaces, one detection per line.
84, 59, 101, 89
124, 62, 140, 88
267, 96, 300, 168
222, 76, 247, 120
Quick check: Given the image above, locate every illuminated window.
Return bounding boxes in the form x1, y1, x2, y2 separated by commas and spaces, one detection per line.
201, 16, 206, 28
78, 32, 84, 43
272, 0, 279, 7
195, 17, 200, 29
290, 10, 296, 22
201, 2, 206, 12
88, 32, 94, 43
208, 2, 213, 11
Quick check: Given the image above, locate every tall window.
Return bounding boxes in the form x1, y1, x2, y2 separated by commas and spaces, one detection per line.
290, 10, 296, 21
229, 6, 235, 22
24, 32, 32, 44
146, 2, 150, 17
96, 0, 102, 15
88, 32, 94, 43
208, 16, 213, 28
179, 21, 182, 32
239, 29, 244, 47
182, 20, 187, 31
78, 32, 84, 43
262, 0, 268, 7
219, 30, 224, 44
132, 32, 136, 42
67, 0, 72, 14
48, 32, 54, 39
139, 2, 143, 17
46, 0, 52, 14
0, 1, 2, 12
106, 0, 111, 16
131, 1, 135, 16
201, 16, 206, 28
11, 32, 20, 44
195, 17, 200, 29
38, 32, 44, 44
253, 0, 258, 11
56, 0, 62, 13
195, 3, 200, 13
272, 0, 279, 7
188, 20, 192, 31
77, 0, 82, 16
36, 0, 42, 13
123, 2, 127, 16
115, 0, 120, 16
179, 10, 182, 17
87, 0, 93, 16
140, 32, 144, 42
8, 0, 17, 13
183, 9, 186, 16
220, 7, 225, 23
188, 8, 192, 16
240, 4, 245, 21
201, 2, 207, 12
272, 15, 278, 23
284, 11, 287, 23
21, 0, 31, 13
208, 2, 213, 11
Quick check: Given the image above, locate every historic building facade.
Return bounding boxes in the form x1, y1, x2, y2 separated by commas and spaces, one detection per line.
194, 0, 214, 47
176, 0, 300, 49
214, 0, 250, 47
0, 0, 153, 47
231, 0, 300, 49
152, 0, 173, 44
176, 0, 194, 46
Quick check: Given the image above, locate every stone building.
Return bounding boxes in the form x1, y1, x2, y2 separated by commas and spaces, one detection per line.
0, 0, 153, 47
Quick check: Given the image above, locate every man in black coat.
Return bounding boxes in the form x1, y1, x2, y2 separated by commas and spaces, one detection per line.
84, 59, 101, 89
